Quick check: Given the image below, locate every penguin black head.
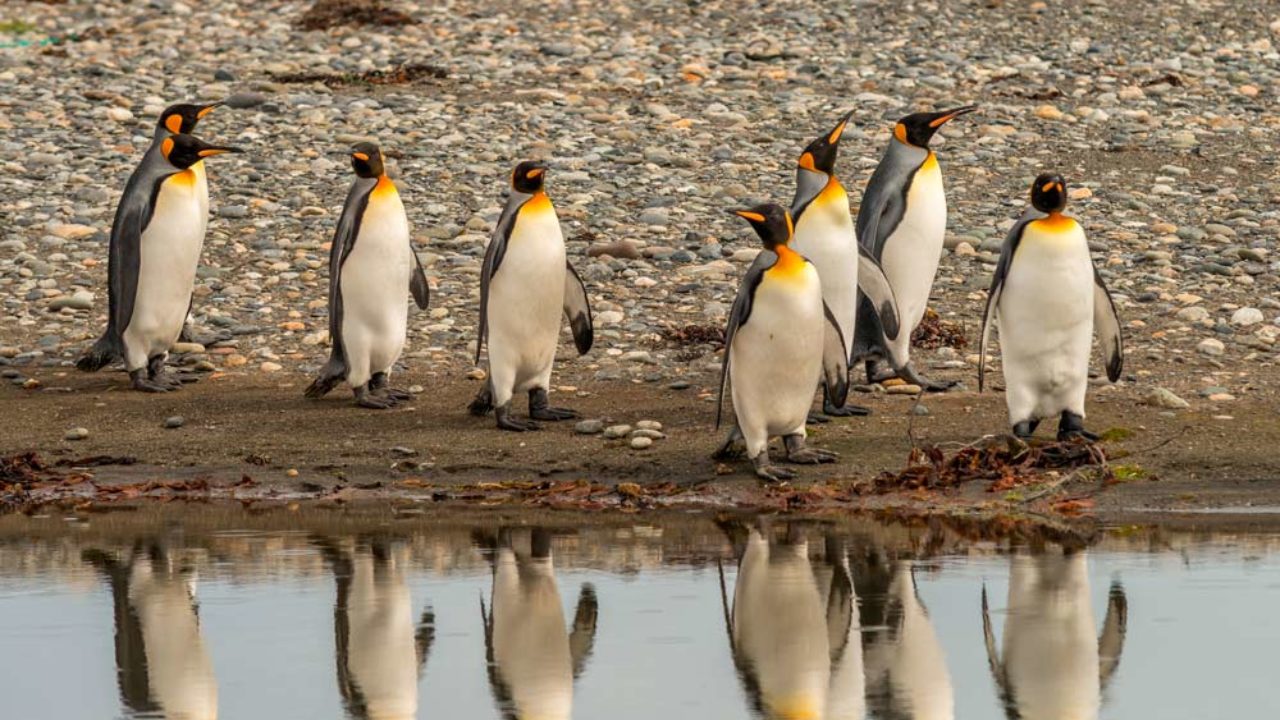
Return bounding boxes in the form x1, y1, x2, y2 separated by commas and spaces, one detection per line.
157, 102, 221, 135
1030, 173, 1068, 214
894, 105, 977, 148
350, 142, 385, 178
798, 110, 855, 175
511, 160, 547, 194
730, 203, 793, 251
161, 133, 242, 170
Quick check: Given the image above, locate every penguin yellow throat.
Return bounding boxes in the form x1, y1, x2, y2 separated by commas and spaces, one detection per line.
522, 190, 554, 215
919, 152, 939, 172
815, 174, 847, 206
371, 174, 398, 199
167, 168, 198, 188
1032, 210, 1077, 233
769, 243, 808, 281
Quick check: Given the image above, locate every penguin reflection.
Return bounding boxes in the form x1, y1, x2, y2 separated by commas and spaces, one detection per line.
981, 549, 1127, 720
719, 525, 865, 720
82, 544, 218, 720
479, 528, 598, 720
855, 552, 953, 720
316, 537, 434, 720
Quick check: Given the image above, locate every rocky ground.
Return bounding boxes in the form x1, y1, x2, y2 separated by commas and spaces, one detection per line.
2, 0, 1280, 517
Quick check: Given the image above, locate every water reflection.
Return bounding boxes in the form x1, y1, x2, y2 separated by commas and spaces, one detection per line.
856, 551, 953, 720
480, 528, 598, 720
981, 550, 1127, 720
721, 524, 864, 720
316, 537, 434, 720
83, 543, 219, 720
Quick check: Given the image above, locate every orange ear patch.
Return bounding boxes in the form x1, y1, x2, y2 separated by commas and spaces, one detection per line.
894, 123, 908, 145
798, 152, 816, 171
165, 115, 183, 134
161, 137, 175, 159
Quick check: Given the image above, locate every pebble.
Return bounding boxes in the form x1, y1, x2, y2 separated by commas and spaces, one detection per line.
1197, 338, 1225, 356
575, 419, 605, 435
164, 416, 185, 429
636, 420, 663, 431
64, 428, 89, 441
629, 436, 653, 450
1231, 308, 1263, 327
603, 424, 632, 439
1145, 387, 1189, 410
886, 384, 923, 395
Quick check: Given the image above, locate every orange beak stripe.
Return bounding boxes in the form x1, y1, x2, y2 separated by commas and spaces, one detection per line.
1041, 181, 1057, 192
784, 210, 794, 240
197, 105, 217, 119
527, 168, 544, 179
352, 152, 370, 161
828, 120, 847, 145
928, 112, 959, 128
197, 148, 229, 158
734, 210, 765, 223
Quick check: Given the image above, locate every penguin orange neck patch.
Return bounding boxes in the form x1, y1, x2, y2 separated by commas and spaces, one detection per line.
768, 244, 808, 281
167, 168, 197, 188
919, 152, 939, 172
1032, 211, 1077, 233
522, 190, 554, 215
816, 175, 846, 205
371, 174, 398, 199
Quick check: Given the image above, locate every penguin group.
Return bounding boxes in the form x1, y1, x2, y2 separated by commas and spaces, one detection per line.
76, 100, 1125, 482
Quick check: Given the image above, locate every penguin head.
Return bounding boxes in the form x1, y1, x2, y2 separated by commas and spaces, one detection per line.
161, 133, 242, 170
798, 110, 854, 176
730, 203, 793, 250
511, 160, 547, 194
350, 142, 385, 179
894, 105, 977, 148
1030, 173, 1068, 214
157, 102, 221, 135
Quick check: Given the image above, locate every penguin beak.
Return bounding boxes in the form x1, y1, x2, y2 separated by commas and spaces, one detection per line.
730, 209, 765, 223
196, 102, 223, 119
351, 151, 370, 161
197, 145, 242, 157
827, 109, 855, 145
928, 105, 978, 128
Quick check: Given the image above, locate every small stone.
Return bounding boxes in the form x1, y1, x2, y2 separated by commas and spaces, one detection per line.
587, 240, 641, 260
603, 424, 632, 439
630, 428, 666, 440
260, 361, 283, 372
1176, 307, 1209, 323
886, 384, 923, 395
575, 419, 605, 435
909, 404, 930, 416
170, 342, 205, 354
48, 291, 94, 311
1231, 307, 1264, 327
391, 446, 417, 457
1208, 393, 1235, 402
1144, 387, 1189, 409
636, 420, 663, 431
106, 107, 135, 123
1034, 104, 1064, 120
1197, 338, 1225, 356
164, 416, 185, 429
64, 427, 89, 441
630, 436, 653, 450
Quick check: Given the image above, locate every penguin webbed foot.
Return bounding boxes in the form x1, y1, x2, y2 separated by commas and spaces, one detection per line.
869, 359, 956, 393
1056, 411, 1099, 442
712, 427, 746, 460
496, 404, 541, 432
468, 385, 495, 416
783, 435, 838, 464
528, 388, 579, 421
354, 385, 398, 410
821, 400, 871, 417
369, 372, 411, 401
752, 452, 797, 483
1012, 419, 1040, 440
806, 412, 830, 425
146, 356, 183, 389
130, 369, 174, 393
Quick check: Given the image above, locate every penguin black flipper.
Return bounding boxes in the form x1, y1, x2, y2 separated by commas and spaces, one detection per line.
851, 153, 917, 362
305, 177, 376, 399
78, 164, 168, 371
855, 245, 902, 344
1092, 265, 1124, 382
563, 261, 594, 355
978, 212, 1036, 392
821, 300, 851, 409
475, 195, 524, 365
410, 249, 430, 310
715, 249, 776, 429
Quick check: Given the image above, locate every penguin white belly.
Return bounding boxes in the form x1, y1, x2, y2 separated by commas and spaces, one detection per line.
881, 158, 946, 360
1004, 554, 1100, 720
339, 187, 412, 387
996, 221, 1094, 422
733, 535, 831, 720
122, 171, 205, 370
793, 194, 858, 354
488, 202, 566, 403
346, 554, 418, 720
730, 265, 824, 457
492, 551, 573, 720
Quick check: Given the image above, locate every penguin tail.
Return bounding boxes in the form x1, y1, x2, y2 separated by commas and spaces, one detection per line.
76, 333, 118, 373
304, 358, 345, 399
468, 384, 494, 416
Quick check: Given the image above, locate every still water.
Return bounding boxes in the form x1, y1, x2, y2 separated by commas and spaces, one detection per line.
1, 509, 1278, 720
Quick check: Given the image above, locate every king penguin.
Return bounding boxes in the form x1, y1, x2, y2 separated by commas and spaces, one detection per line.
978, 174, 1124, 440
790, 110, 904, 420
305, 142, 431, 409
713, 203, 851, 483
76, 134, 241, 391
468, 161, 594, 431
852, 105, 977, 391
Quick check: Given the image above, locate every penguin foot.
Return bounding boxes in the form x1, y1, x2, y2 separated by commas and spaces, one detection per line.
496, 405, 541, 432
528, 388, 578, 421
783, 435, 838, 464
354, 386, 397, 410
1057, 411, 1099, 442
368, 372, 412, 401
180, 328, 233, 347
806, 412, 831, 425
712, 427, 746, 460
149, 370, 184, 390
130, 370, 173, 393
468, 386, 495, 417
822, 401, 871, 417
753, 460, 797, 484
1012, 419, 1040, 439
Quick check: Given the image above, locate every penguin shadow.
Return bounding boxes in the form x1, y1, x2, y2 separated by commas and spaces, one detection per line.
474, 527, 598, 720
715, 519, 866, 720
851, 546, 955, 720
312, 535, 434, 720
981, 547, 1128, 720
81, 540, 219, 720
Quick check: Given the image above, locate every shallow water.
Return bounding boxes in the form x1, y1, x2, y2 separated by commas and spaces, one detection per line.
1, 511, 1279, 719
